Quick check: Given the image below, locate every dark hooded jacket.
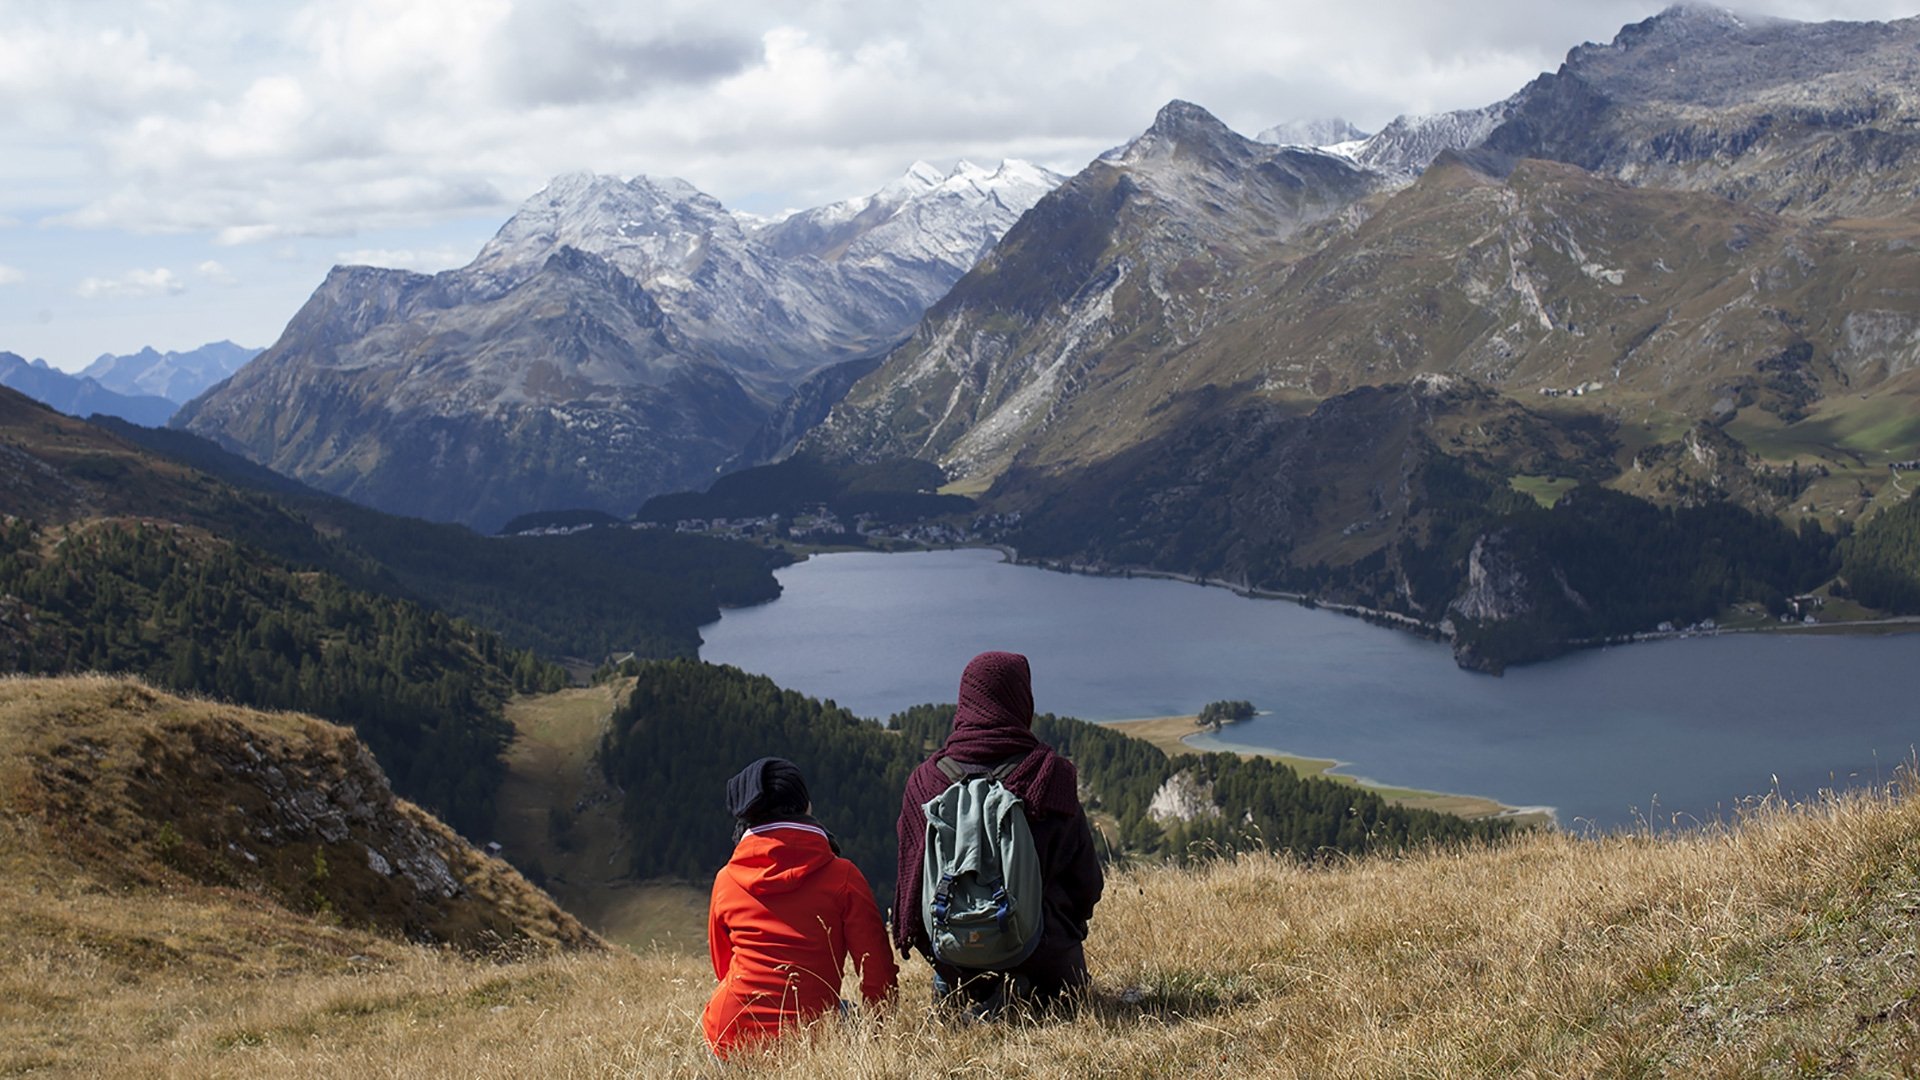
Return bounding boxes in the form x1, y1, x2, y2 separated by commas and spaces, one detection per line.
893, 651, 1103, 975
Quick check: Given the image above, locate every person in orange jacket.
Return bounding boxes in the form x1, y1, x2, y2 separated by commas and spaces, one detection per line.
702, 757, 898, 1059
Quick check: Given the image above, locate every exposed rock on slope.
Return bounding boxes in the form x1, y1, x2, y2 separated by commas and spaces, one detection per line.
806, 100, 1387, 482
0, 676, 594, 952
175, 247, 761, 530
1484, 5, 1920, 218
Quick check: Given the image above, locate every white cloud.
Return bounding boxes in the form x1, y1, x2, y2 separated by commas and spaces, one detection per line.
75, 267, 186, 299
0, 265, 24, 285
333, 246, 472, 273
0, 23, 198, 126
196, 260, 238, 285
9, 0, 1919, 238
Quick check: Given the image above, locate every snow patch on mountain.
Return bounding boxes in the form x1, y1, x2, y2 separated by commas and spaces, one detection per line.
1255, 117, 1370, 148
463, 161, 1063, 386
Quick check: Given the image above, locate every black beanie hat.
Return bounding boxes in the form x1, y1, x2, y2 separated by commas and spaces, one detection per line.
725, 757, 811, 826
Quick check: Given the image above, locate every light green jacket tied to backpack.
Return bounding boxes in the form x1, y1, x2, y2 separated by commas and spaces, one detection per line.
920, 754, 1046, 970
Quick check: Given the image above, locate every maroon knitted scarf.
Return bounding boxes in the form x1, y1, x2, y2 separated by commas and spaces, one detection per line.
892, 651, 1082, 955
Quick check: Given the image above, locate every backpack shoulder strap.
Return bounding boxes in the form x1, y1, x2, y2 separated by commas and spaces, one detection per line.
986, 750, 1032, 783
936, 749, 1034, 786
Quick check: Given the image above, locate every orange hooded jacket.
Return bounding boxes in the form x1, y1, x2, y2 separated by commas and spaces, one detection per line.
702, 821, 897, 1058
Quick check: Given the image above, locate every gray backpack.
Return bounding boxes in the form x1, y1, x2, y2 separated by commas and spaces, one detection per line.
920, 754, 1045, 970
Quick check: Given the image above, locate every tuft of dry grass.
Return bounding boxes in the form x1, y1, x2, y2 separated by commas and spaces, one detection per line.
8, 676, 1920, 1076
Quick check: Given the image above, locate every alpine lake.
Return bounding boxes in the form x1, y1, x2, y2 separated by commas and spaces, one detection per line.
699, 547, 1920, 832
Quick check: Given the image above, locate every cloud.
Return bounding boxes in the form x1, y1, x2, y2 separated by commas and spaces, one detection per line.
11, 0, 1920, 239
75, 267, 186, 299
0, 265, 24, 285
332, 246, 472, 272
0, 22, 198, 126
196, 260, 238, 285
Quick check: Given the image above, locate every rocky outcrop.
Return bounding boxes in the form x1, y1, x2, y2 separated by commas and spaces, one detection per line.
1147, 768, 1222, 824
1484, 5, 1920, 218
7, 676, 594, 953
1449, 531, 1534, 625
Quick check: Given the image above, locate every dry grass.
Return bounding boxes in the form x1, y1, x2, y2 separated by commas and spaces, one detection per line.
496, 683, 711, 953
8, 676, 1919, 1075
10, 765, 1920, 1075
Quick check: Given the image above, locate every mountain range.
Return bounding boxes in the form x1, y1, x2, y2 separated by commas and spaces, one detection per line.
0, 342, 257, 428
176, 161, 1062, 531
0, 351, 176, 427
800, 4, 1919, 663
163, 4, 1920, 663
82, 341, 259, 403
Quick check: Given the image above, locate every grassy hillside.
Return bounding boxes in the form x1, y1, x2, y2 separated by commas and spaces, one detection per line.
7, 674, 1918, 1075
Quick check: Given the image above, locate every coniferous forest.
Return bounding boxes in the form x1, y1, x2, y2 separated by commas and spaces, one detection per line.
0, 516, 558, 835
1840, 492, 1920, 614
601, 659, 1516, 906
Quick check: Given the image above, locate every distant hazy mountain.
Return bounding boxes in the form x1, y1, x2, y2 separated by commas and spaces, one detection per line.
0, 351, 175, 427
1255, 117, 1369, 147
81, 341, 259, 404
176, 161, 1062, 530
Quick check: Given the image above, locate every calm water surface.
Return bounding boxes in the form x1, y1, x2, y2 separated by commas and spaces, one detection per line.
700, 548, 1920, 830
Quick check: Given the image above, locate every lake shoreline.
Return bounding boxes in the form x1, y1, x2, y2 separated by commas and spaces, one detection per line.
703, 547, 1920, 832
1100, 714, 1555, 827
973, 544, 1920, 667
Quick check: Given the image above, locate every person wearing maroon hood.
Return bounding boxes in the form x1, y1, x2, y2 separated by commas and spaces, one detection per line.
703, 757, 897, 1059
894, 651, 1104, 1011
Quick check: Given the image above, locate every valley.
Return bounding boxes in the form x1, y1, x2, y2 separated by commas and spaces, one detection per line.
493, 683, 707, 953
5, 3, 1920, 1073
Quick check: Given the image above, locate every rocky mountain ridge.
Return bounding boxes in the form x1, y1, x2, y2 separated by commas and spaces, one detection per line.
805, 100, 1386, 480
177, 161, 1061, 529
1, 675, 594, 952
82, 340, 259, 404
0, 351, 176, 427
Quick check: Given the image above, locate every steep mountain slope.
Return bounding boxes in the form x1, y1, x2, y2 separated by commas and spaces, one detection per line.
178, 162, 1061, 529
81, 340, 259, 403
174, 247, 761, 530
0, 351, 176, 426
806, 101, 1386, 481
1187, 152, 1920, 419
806, 9, 1919, 668
0, 386, 786, 664
1483, 5, 1920, 218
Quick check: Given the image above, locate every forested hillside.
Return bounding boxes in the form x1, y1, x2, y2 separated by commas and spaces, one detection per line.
1841, 491, 1920, 614
599, 660, 1514, 902
0, 518, 553, 835
99, 418, 789, 658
